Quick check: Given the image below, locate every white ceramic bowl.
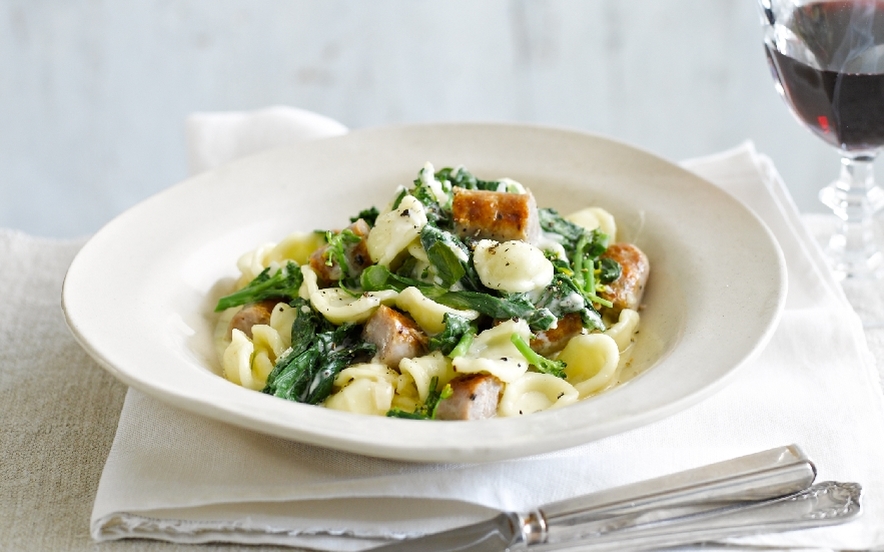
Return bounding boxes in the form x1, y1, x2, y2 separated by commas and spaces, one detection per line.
62, 123, 786, 463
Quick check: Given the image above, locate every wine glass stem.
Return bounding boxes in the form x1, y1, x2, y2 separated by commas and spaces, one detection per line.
818, 153, 884, 280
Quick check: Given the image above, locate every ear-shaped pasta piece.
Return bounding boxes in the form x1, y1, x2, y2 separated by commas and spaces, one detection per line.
236, 243, 277, 283
309, 287, 398, 325
391, 373, 421, 412
473, 239, 554, 293
559, 333, 620, 398
452, 319, 531, 383
268, 231, 326, 265
325, 363, 398, 415
399, 351, 457, 402
367, 194, 428, 267
604, 308, 641, 353
299, 264, 319, 299
223, 323, 287, 391
222, 328, 261, 390
498, 372, 579, 417
566, 206, 617, 242
269, 302, 297, 349
395, 286, 479, 335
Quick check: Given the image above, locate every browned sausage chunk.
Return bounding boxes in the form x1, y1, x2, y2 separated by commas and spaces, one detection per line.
452, 188, 540, 244
435, 373, 503, 420
530, 312, 585, 356
599, 243, 649, 315
362, 305, 428, 368
309, 218, 373, 285
227, 299, 280, 339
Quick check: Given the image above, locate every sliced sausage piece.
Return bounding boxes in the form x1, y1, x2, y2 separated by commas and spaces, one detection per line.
227, 299, 279, 339
309, 218, 373, 285
362, 305, 428, 368
530, 312, 585, 356
452, 188, 540, 244
435, 373, 503, 421
599, 243, 650, 315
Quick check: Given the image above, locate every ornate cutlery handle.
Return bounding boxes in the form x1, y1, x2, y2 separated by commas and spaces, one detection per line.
521, 481, 861, 551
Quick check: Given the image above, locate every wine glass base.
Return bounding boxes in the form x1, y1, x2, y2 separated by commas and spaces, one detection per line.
808, 213, 884, 328
839, 275, 884, 329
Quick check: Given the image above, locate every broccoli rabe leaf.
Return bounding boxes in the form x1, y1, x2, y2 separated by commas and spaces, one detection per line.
263, 311, 376, 405
435, 290, 535, 320
214, 261, 303, 312
526, 257, 606, 333
409, 165, 453, 227
302, 324, 377, 404
598, 256, 622, 284
360, 265, 432, 294
420, 226, 466, 288
435, 166, 509, 192
349, 207, 379, 227
323, 228, 363, 285
419, 225, 485, 290
510, 333, 567, 379
428, 313, 476, 356
386, 376, 453, 420
538, 208, 608, 260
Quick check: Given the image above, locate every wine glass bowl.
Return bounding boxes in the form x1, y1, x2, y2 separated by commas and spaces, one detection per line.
761, 0, 884, 326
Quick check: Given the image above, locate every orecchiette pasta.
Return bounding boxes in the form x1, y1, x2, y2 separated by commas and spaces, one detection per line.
567, 206, 617, 243
310, 287, 398, 325
558, 333, 621, 398
269, 302, 297, 350
498, 372, 579, 416
325, 363, 398, 416
604, 308, 641, 353
236, 244, 278, 284
473, 239, 554, 293
399, 350, 457, 402
395, 286, 479, 335
212, 164, 649, 421
452, 319, 531, 383
267, 231, 326, 266
366, 194, 428, 267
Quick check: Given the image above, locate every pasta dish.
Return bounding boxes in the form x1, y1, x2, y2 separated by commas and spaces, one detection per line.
213, 164, 649, 420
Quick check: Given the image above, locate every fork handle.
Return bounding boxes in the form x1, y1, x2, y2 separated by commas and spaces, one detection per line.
527, 481, 861, 551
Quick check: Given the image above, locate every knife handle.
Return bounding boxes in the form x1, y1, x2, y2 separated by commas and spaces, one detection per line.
532, 444, 816, 544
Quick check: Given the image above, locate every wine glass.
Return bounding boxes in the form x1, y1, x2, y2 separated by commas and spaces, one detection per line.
760, 0, 884, 327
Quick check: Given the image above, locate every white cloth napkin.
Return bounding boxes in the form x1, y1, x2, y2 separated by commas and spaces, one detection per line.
185, 105, 348, 175
90, 109, 884, 550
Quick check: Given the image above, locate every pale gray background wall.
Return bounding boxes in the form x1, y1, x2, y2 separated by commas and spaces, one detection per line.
1, 0, 851, 238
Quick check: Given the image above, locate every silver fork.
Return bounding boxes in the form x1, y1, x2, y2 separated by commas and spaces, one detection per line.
371, 445, 861, 552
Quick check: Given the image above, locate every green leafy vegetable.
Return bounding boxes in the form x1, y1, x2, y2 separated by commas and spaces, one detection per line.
510, 333, 567, 379
215, 261, 303, 312
409, 165, 452, 227
435, 290, 536, 320
360, 265, 431, 294
428, 313, 476, 356
323, 228, 363, 285
598, 257, 622, 284
434, 166, 514, 192
538, 208, 608, 259
263, 302, 376, 405
418, 225, 484, 290
350, 207, 379, 227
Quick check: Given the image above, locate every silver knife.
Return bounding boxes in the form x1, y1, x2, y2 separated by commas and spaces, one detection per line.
370, 445, 851, 551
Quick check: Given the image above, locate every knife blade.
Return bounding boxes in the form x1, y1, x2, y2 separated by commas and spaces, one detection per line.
370, 444, 821, 552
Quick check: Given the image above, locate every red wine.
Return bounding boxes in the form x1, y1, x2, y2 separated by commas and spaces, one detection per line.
765, 1, 884, 151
